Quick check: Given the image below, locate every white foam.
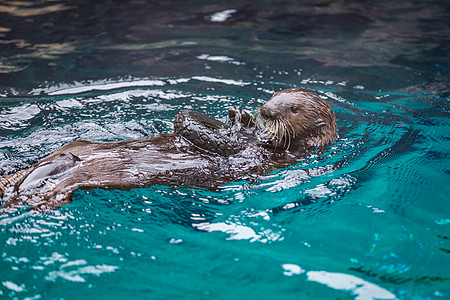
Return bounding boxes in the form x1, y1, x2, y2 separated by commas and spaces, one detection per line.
192, 76, 250, 86
307, 271, 397, 300
2, 281, 26, 292
194, 222, 261, 242
41, 79, 166, 96
282, 264, 305, 276
210, 9, 237, 22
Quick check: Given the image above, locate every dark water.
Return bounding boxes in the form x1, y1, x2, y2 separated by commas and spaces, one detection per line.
0, 0, 449, 299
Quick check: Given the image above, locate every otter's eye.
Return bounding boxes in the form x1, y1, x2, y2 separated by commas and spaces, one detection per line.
290, 106, 299, 113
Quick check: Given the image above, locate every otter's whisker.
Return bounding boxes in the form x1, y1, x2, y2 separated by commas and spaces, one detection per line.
254, 114, 296, 149
281, 119, 288, 148
287, 120, 296, 139
279, 119, 286, 146
284, 121, 291, 148
285, 119, 295, 149
285, 122, 292, 149
274, 118, 283, 147
274, 120, 279, 144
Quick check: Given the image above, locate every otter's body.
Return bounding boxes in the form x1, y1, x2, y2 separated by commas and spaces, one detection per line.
1, 88, 337, 209
1, 135, 284, 209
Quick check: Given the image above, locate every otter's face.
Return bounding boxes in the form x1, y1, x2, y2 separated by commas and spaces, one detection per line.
258, 88, 337, 151
260, 90, 305, 122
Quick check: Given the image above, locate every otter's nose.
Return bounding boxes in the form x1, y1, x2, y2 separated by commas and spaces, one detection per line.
260, 102, 280, 120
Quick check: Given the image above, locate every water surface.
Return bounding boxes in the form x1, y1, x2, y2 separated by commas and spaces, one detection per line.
0, 0, 449, 299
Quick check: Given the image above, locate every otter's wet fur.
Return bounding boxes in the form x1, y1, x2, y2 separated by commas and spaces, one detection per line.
257, 88, 337, 151
0, 88, 337, 210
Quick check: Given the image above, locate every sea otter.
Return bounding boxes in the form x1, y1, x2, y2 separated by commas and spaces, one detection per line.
0, 88, 336, 210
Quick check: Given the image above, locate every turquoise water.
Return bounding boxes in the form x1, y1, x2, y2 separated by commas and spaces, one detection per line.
1, 0, 449, 299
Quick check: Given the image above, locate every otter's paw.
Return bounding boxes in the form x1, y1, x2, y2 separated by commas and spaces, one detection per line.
228, 107, 255, 128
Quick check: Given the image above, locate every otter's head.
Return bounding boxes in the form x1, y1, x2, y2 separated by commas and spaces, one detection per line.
258, 88, 337, 152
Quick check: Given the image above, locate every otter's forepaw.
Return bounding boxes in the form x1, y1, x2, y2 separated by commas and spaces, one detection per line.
228, 107, 255, 128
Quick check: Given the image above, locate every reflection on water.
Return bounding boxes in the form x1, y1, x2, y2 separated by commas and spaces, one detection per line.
280, 264, 397, 300
0, 2, 72, 17
306, 270, 397, 300
0, 0, 448, 88
0, 0, 449, 299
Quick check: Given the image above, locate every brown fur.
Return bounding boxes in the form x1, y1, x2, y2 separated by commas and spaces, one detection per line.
0, 89, 337, 210
259, 88, 337, 151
